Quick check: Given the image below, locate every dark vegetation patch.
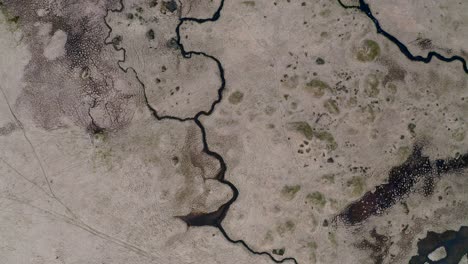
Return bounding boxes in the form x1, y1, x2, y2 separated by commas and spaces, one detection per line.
337, 145, 468, 225
355, 229, 391, 264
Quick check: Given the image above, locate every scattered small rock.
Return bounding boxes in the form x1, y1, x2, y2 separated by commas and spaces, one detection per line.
272, 248, 285, 256
316, 57, 325, 65
146, 29, 155, 40
162, 0, 177, 13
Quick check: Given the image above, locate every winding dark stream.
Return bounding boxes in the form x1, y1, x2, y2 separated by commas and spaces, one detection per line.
104, 0, 297, 263
338, 0, 468, 74
103, 1, 467, 264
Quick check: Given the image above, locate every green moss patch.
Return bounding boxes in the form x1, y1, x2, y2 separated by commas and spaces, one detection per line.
324, 99, 340, 115
386, 82, 397, 94
364, 74, 380, 97
313, 130, 337, 150
94, 147, 113, 170
328, 232, 337, 246
304, 79, 330, 98
289, 121, 314, 140
277, 220, 296, 235
0, 2, 20, 28
307, 242, 318, 262
361, 105, 377, 123
306, 192, 326, 208
319, 9, 331, 17
397, 146, 411, 162
356, 39, 380, 62
228, 91, 244, 105
281, 185, 301, 200
93, 131, 108, 143
452, 128, 465, 142
347, 176, 366, 196
322, 174, 335, 184
242, 1, 256, 7
288, 122, 337, 150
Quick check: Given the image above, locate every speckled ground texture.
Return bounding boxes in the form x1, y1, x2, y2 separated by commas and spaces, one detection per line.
0, 0, 467, 263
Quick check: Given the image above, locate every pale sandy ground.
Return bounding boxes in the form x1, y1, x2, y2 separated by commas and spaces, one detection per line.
0, 0, 466, 263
